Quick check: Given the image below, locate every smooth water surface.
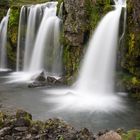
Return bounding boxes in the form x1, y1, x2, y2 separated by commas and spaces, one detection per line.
0, 72, 140, 132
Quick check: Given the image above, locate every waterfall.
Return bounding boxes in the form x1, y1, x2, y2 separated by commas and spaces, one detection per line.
29, 2, 62, 76
23, 4, 43, 71
9, 2, 62, 82
51, 19, 63, 76
16, 6, 26, 71
58, 2, 63, 18
0, 9, 10, 71
44, 0, 126, 112
75, 5, 122, 95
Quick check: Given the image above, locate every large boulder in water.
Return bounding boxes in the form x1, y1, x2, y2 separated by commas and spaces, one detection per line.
34, 71, 46, 82
28, 71, 64, 88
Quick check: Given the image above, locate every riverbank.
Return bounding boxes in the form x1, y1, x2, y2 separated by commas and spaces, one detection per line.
0, 110, 140, 140
0, 110, 126, 139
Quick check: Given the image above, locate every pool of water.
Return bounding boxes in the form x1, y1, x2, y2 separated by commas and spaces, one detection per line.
0, 72, 140, 132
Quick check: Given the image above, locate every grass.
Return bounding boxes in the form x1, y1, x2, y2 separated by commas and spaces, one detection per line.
10, 0, 49, 6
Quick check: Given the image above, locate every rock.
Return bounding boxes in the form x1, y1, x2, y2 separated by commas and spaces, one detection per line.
28, 75, 63, 88
3, 135, 14, 140
97, 131, 122, 140
28, 82, 46, 88
16, 110, 32, 120
64, 0, 89, 46
14, 127, 28, 132
46, 76, 57, 84
47, 76, 64, 85
0, 127, 11, 137
14, 118, 31, 127
34, 71, 46, 82
76, 128, 94, 140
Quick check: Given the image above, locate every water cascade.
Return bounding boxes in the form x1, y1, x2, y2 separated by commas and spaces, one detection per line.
75, 4, 123, 95
23, 4, 44, 71
0, 9, 10, 71
16, 6, 26, 71
29, 2, 62, 76
9, 2, 62, 82
45, 0, 126, 112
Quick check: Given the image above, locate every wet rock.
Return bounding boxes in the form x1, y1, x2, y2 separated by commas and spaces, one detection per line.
34, 71, 46, 82
16, 110, 32, 120
97, 131, 122, 140
76, 128, 94, 140
46, 76, 57, 84
0, 127, 11, 137
14, 127, 28, 132
14, 118, 31, 127
46, 76, 63, 85
28, 82, 46, 88
28, 73, 63, 88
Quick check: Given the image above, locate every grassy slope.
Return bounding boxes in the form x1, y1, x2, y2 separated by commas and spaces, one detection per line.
10, 0, 49, 6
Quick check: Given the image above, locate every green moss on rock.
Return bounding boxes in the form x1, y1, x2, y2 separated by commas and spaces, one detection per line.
122, 130, 140, 140
7, 6, 20, 69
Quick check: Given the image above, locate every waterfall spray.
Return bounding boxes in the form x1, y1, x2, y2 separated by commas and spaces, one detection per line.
0, 9, 10, 71
44, 0, 126, 112
16, 6, 26, 71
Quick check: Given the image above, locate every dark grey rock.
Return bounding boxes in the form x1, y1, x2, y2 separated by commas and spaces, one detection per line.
0, 127, 11, 137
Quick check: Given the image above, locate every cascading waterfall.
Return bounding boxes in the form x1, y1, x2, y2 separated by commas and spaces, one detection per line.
9, 2, 62, 82
75, 5, 123, 95
29, 2, 62, 76
17, 2, 62, 74
16, 6, 26, 71
44, 0, 126, 112
58, 2, 63, 18
23, 4, 44, 71
51, 19, 63, 76
0, 9, 10, 71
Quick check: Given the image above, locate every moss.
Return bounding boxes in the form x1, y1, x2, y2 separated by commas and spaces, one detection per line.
58, 135, 64, 140
6, 6, 20, 69
85, 0, 112, 30
63, 45, 83, 84
128, 33, 135, 55
122, 130, 140, 140
116, 72, 140, 100
10, 0, 49, 6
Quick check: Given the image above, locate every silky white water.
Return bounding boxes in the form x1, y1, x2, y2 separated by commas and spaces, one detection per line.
29, 2, 62, 76
0, 9, 10, 71
23, 4, 43, 71
76, 7, 122, 95
8, 2, 62, 82
44, 0, 126, 112
16, 6, 26, 71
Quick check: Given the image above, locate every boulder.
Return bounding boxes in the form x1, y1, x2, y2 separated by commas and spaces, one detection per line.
97, 131, 122, 140
14, 118, 31, 127
16, 110, 32, 120
28, 72, 64, 88
0, 127, 11, 137
34, 71, 46, 82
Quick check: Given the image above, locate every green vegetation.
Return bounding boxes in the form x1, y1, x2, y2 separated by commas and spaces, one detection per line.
122, 130, 140, 140
10, 0, 49, 6
85, 0, 112, 30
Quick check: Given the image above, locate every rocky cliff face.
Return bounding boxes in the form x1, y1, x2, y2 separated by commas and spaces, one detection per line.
62, 0, 140, 98
117, 0, 140, 99
62, 0, 111, 82
62, 0, 89, 81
